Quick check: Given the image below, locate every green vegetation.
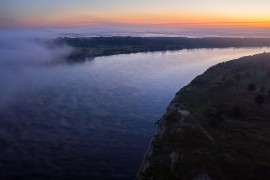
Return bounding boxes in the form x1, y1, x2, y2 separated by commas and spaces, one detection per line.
138, 52, 270, 179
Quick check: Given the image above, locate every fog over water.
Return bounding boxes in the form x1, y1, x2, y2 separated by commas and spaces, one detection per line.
1, 29, 270, 179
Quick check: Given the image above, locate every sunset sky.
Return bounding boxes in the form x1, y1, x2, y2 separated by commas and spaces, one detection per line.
1, 0, 270, 28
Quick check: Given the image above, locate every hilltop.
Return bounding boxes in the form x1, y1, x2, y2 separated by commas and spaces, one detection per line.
138, 52, 270, 179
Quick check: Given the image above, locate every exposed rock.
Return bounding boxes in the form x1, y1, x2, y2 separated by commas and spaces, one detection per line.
169, 151, 178, 172
178, 109, 190, 117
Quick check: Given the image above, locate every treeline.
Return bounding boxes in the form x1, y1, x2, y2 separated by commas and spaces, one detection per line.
56, 36, 270, 48
54, 37, 270, 60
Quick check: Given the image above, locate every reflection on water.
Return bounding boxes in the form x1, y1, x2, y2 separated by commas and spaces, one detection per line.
0, 47, 270, 179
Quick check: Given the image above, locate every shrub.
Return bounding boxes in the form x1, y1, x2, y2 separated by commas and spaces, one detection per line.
255, 95, 264, 105
208, 83, 222, 92
233, 106, 242, 116
224, 79, 234, 87
191, 75, 206, 86
208, 118, 218, 126
234, 73, 241, 81
248, 83, 256, 91
166, 110, 182, 121
267, 70, 270, 77
205, 106, 223, 121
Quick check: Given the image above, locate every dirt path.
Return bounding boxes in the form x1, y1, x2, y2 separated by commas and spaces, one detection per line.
191, 116, 226, 180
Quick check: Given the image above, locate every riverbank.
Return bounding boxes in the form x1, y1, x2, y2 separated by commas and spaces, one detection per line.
138, 52, 270, 179
54, 37, 270, 61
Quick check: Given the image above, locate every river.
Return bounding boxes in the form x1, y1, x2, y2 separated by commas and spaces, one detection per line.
0, 47, 270, 179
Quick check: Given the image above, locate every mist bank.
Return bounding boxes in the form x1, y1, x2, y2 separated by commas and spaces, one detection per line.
0, 29, 72, 108
56, 37, 270, 61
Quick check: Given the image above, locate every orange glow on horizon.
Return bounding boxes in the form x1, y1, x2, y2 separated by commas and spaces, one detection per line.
1, 0, 270, 29
30, 20, 270, 30
4, 11, 270, 29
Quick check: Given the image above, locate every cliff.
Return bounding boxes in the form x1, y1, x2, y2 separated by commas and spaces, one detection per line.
138, 52, 270, 179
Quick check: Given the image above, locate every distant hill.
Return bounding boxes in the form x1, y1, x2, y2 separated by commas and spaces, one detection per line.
55, 37, 270, 61
138, 52, 270, 179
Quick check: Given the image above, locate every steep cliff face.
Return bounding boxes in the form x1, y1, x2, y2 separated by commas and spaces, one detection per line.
138, 52, 270, 179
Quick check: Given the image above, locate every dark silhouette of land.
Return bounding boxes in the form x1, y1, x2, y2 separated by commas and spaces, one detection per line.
55, 37, 270, 61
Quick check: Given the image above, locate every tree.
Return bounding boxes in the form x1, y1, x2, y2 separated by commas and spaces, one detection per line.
248, 83, 256, 91
267, 70, 270, 77
233, 106, 242, 116
234, 73, 241, 81
255, 95, 264, 105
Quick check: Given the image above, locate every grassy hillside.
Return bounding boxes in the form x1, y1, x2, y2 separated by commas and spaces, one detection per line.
138, 52, 270, 179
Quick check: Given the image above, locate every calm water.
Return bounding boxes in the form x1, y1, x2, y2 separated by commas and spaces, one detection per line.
0, 47, 270, 179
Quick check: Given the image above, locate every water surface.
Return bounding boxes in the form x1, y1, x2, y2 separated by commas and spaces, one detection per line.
0, 47, 270, 179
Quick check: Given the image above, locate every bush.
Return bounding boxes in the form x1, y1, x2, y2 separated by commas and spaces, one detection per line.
208, 83, 222, 92
208, 118, 218, 126
248, 83, 256, 91
267, 70, 270, 77
255, 95, 264, 105
234, 73, 241, 81
166, 110, 182, 121
233, 106, 242, 116
224, 79, 234, 87
205, 106, 223, 122
191, 75, 206, 86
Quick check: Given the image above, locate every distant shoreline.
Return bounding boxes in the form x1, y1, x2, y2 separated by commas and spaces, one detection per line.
54, 36, 270, 61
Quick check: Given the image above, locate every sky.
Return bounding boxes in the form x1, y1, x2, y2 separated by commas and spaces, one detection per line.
0, 0, 270, 29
